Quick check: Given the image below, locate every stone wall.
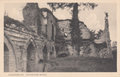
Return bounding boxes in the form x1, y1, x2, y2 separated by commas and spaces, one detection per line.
57, 20, 92, 56
4, 26, 46, 72
4, 26, 56, 72
4, 3, 57, 72
57, 20, 71, 40
23, 3, 40, 33
40, 8, 57, 41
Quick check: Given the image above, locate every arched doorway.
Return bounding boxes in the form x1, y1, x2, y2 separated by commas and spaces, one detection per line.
4, 35, 16, 72
27, 42, 36, 72
4, 43, 9, 72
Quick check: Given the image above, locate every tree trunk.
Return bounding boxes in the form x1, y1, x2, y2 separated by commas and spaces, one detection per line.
71, 3, 81, 55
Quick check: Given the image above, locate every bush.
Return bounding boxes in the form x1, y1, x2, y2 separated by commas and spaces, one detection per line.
57, 51, 69, 57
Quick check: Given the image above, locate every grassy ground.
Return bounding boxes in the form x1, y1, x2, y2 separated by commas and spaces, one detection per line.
47, 56, 116, 72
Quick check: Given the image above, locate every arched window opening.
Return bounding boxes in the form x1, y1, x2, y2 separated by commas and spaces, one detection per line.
27, 42, 36, 72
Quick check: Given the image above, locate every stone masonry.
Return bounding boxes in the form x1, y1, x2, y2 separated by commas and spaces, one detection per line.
4, 3, 57, 72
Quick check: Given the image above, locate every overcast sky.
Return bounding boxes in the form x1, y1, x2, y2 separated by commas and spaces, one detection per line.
4, 3, 117, 42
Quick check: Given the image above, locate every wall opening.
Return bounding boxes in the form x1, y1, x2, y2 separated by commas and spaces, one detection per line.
43, 45, 48, 61
51, 24, 54, 41
50, 47, 54, 56
27, 42, 36, 72
4, 43, 9, 72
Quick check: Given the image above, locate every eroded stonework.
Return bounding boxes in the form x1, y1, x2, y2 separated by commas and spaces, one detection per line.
4, 3, 57, 72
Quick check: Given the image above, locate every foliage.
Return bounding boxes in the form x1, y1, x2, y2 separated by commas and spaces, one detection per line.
47, 3, 97, 12
96, 29, 104, 39
89, 30, 96, 41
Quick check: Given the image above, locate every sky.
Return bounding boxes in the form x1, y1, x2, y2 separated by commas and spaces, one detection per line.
4, 3, 117, 42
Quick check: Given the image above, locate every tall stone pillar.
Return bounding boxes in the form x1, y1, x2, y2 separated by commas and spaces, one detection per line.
104, 12, 112, 58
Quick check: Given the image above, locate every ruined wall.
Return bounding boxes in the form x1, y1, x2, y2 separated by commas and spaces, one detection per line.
57, 20, 92, 56
47, 11, 56, 41
40, 8, 57, 59
4, 26, 46, 72
4, 3, 57, 72
23, 3, 41, 33
79, 22, 91, 39
57, 20, 71, 40
23, 4, 57, 58
40, 8, 57, 41
57, 20, 91, 41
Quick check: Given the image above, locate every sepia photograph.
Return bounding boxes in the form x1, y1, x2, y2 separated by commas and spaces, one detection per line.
3, 1, 118, 73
